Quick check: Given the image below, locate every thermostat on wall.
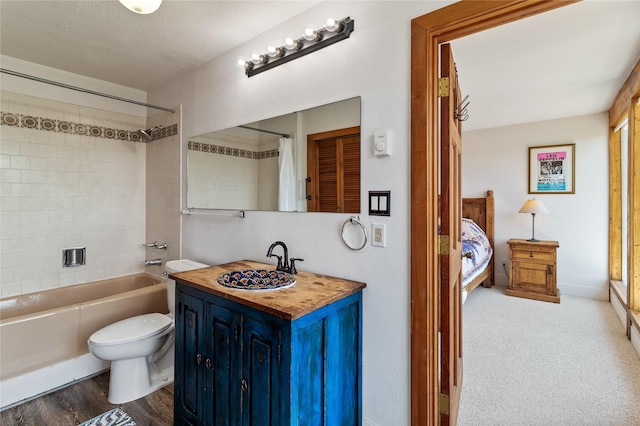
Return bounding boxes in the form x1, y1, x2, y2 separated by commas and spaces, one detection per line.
374, 131, 390, 157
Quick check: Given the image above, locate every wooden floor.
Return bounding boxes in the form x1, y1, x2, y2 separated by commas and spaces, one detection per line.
0, 372, 173, 426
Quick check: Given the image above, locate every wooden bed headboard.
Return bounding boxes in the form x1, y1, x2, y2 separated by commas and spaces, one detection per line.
462, 189, 494, 248
436, 190, 495, 289
462, 190, 495, 288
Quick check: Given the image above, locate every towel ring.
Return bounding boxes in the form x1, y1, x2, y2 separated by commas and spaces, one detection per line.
341, 215, 367, 251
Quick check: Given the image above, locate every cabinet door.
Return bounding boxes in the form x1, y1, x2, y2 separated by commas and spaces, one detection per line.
175, 289, 204, 425
241, 315, 283, 426
208, 303, 241, 426
513, 260, 553, 294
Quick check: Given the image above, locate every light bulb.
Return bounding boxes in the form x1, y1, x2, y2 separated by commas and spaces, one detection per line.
303, 28, 320, 41
118, 0, 162, 14
325, 18, 341, 32
250, 53, 267, 65
266, 46, 284, 58
284, 37, 301, 50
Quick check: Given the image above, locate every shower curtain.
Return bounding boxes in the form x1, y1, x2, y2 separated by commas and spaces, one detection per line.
278, 137, 296, 211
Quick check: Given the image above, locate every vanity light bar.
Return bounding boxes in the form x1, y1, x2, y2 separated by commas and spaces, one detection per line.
240, 17, 355, 77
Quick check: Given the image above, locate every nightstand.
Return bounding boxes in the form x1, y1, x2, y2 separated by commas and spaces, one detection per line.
507, 239, 559, 303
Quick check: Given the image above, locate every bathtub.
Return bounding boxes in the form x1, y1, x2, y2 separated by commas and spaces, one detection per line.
0, 273, 168, 410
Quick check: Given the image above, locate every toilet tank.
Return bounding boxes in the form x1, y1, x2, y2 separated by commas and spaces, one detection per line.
165, 259, 209, 315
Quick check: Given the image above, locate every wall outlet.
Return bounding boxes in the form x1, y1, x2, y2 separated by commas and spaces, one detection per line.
372, 223, 386, 247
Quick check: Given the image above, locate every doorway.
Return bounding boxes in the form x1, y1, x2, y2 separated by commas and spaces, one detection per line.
409, 1, 578, 424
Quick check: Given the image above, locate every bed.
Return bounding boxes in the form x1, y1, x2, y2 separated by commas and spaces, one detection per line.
461, 190, 495, 301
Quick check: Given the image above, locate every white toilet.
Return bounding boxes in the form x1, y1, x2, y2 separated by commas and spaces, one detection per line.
88, 259, 208, 404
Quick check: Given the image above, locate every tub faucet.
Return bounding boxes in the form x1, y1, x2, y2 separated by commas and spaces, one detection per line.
145, 258, 162, 267
266, 241, 303, 274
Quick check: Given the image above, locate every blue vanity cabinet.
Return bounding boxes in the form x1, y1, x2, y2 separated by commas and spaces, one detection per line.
174, 288, 205, 425
173, 276, 363, 426
175, 283, 284, 426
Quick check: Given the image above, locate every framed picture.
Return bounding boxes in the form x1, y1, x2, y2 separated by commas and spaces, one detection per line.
528, 143, 575, 194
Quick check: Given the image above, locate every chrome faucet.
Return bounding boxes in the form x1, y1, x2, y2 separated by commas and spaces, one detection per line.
266, 241, 303, 274
145, 258, 162, 267
143, 241, 167, 250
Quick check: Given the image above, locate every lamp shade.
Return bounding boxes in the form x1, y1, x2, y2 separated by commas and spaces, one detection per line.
119, 0, 162, 14
518, 199, 549, 215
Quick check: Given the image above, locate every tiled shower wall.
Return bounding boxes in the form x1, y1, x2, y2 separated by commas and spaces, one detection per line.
186, 139, 279, 211
0, 91, 149, 297
144, 111, 181, 277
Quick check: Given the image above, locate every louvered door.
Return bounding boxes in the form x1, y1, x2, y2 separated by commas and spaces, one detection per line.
307, 126, 361, 213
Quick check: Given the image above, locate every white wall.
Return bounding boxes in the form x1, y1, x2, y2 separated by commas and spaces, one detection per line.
148, 2, 454, 424
0, 55, 147, 117
462, 113, 610, 300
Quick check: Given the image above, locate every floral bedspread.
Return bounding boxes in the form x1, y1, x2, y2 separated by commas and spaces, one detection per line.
462, 217, 493, 287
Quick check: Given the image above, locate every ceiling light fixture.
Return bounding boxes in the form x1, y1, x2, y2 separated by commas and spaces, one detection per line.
241, 17, 354, 77
118, 0, 162, 14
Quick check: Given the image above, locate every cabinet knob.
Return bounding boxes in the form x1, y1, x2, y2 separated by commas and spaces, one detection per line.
547, 265, 553, 275
205, 358, 212, 369
241, 378, 248, 392
196, 353, 202, 364
529, 251, 534, 258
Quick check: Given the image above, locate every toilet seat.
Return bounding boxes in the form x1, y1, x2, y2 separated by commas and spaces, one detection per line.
89, 313, 172, 346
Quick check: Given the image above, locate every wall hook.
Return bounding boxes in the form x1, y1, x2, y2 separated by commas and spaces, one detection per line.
455, 94, 470, 121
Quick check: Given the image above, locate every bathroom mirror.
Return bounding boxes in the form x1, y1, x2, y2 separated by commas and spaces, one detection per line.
187, 96, 361, 213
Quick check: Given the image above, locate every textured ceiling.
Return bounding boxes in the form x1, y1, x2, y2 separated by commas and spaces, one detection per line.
1, 1, 639, 131
450, 0, 640, 130
0, 0, 322, 91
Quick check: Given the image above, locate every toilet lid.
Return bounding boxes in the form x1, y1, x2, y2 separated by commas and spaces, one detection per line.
89, 313, 172, 346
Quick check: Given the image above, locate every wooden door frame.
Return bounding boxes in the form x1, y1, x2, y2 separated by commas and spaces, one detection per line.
410, 1, 579, 424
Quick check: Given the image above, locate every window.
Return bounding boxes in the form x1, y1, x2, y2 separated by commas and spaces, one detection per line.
620, 122, 629, 289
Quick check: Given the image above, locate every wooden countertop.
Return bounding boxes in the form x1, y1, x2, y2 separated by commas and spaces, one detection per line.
169, 260, 366, 320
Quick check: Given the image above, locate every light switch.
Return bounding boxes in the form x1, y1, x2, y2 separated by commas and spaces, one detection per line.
369, 191, 391, 216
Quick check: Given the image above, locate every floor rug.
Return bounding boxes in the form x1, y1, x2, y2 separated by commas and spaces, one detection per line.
79, 408, 136, 426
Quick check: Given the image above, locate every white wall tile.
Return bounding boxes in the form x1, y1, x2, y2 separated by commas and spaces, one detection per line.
0, 91, 147, 297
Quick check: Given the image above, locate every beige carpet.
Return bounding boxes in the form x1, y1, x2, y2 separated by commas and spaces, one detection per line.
458, 286, 640, 426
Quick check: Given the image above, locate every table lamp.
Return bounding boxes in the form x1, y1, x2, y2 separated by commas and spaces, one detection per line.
519, 198, 549, 242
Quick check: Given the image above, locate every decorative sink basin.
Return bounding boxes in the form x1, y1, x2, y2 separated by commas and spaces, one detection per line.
217, 269, 296, 290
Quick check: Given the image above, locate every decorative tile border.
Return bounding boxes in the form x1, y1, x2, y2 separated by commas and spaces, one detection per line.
188, 140, 279, 159
0, 110, 177, 143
